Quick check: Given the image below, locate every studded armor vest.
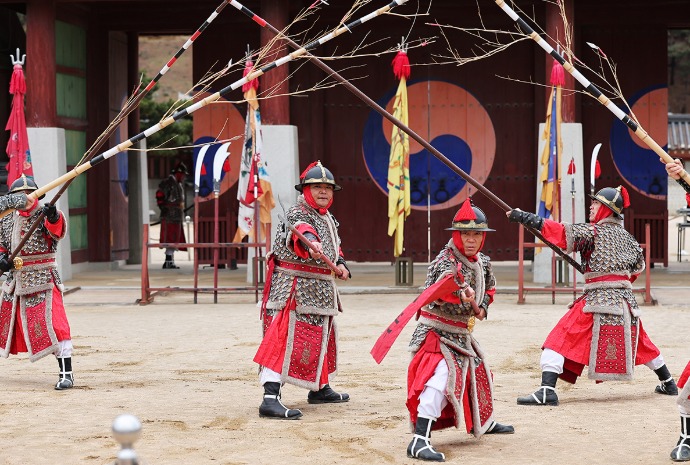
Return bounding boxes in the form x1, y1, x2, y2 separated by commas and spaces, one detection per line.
409, 240, 495, 351
564, 217, 643, 315
0, 208, 63, 299
263, 195, 342, 316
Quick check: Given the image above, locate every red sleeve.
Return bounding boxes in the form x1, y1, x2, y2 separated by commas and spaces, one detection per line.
291, 224, 318, 259
0, 246, 7, 254
485, 287, 496, 306
338, 247, 344, 260
686, 193, 690, 207
44, 213, 66, 239
541, 219, 567, 248
155, 190, 164, 206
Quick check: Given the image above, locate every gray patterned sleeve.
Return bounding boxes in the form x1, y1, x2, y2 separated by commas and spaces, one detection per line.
0, 193, 27, 213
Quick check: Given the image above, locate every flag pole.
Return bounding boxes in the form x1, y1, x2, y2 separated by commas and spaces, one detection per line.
494, 0, 690, 186
5, 1, 233, 265
228, 0, 584, 273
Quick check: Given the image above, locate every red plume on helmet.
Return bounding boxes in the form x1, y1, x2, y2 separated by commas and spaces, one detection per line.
299, 161, 319, 181
446, 198, 494, 232
454, 198, 477, 222
619, 185, 630, 208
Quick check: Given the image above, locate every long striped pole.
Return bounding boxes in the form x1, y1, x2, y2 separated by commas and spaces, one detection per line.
19, 0, 407, 206
229, 0, 585, 273
6, 0, 234, 261
494, 0, 690, 187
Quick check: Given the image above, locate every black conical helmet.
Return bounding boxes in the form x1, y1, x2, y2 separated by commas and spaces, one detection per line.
294, 160, 341, 192
9, 174, 45, 199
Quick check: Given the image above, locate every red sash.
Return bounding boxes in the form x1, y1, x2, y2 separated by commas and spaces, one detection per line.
370, 275, 458, 364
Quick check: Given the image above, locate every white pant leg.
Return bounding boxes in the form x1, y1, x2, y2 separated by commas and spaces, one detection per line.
417, 360, 449, 420
540, 348, 564, 374
259, 367, 282, 385
680, 405, 689, 415
54, 340, 73, 358
644, 354, 665, 371
165, 247, 176, 256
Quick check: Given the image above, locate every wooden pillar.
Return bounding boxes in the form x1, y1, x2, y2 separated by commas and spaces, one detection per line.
26, 0, 57, 127
259, 0, 289, 124
545, 0, 575, 122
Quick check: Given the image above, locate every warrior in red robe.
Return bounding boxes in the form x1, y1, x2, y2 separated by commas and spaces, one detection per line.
156, 162, 188, 269
254, 161, 351, 420
666, 159, 690, 462
0, 175, 74, 390
374, 199, 514, 461
507, 185, 676, 407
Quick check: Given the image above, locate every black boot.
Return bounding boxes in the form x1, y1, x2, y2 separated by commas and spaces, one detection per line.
307, 384, 350, 404
517, 371, 559, 406
162, 255, 179, 269
55, 357, 74, 390
484, 420, 515, 434
259, 382, 302, 420
671, 414, 690, 462
654, 365, 678, 395
407, 416, 445, 462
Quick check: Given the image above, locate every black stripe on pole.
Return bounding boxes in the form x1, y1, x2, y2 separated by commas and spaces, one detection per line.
90, 154, 106, 166
131, 132, 147, 144
262, 62, 277, 72
549, 50, 565, 64
304, 39, 320, 51
347, 19, 363, 29
516, 17, 534, 34
585, 84, 602, 99
622, 115, 638, 131
239, 4, 255, 17
172, 108, 191, 120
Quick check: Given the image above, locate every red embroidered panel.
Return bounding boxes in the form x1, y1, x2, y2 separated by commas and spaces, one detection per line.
262, 314, 274, 337
630, 323, 638, 363
25, 301, 51, 354
287, 319, 323, 383
474, 361, 494, 426
595, 324, 627, 374
326, 320, 337, 375
0, 300, 13, 349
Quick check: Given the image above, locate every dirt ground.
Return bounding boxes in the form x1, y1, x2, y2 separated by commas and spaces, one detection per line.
0, 286, 688, 465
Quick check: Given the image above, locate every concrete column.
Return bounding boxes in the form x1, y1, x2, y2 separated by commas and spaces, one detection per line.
533, 123, 584, 284
27, 127, 72, 281
246, 125, 299, 283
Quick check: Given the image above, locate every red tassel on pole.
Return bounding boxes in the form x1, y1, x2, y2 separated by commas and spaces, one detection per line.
241, 59, 260, 93
391, 50, 411, 80
567, 158, 576, 175
619, 186, 630, 208
550, 59, 565, 87
594, 160, 602, 179
9, 64, 26, 95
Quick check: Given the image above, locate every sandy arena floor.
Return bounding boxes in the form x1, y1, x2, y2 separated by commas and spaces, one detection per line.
0, 286, 687, 465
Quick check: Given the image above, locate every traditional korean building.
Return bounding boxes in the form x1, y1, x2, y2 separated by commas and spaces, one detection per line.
0, 0, 687, 270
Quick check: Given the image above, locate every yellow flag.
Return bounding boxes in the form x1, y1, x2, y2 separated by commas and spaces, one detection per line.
387, 77, 411, 257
